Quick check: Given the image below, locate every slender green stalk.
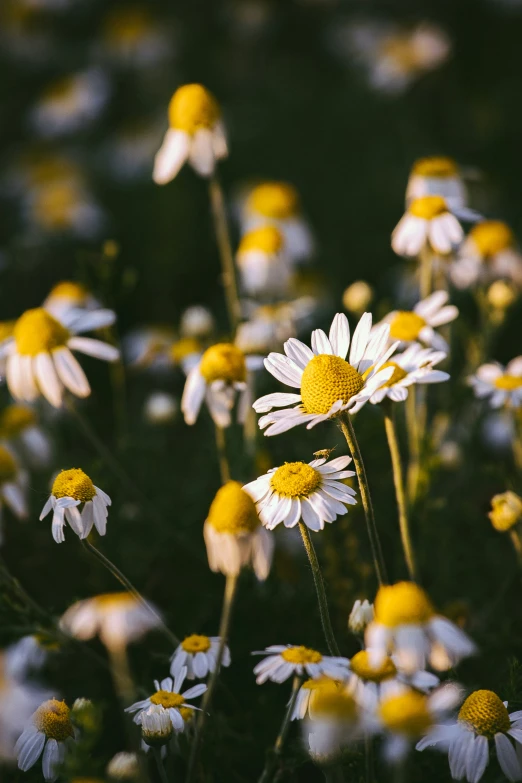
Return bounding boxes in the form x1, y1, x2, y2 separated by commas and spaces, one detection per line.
510, 528, 522, 568
258, 675, 301, 783
108, 642, 135, 705
419, 245, 433, 300
153, 747, 170, 783
298, 522, 340, 656
338, 413, 388, 585
383, 405, 418, 582
406, 387, 421, 506
209, 175, 242, 337
214, 424, 231, 484
513, 416, 522, 472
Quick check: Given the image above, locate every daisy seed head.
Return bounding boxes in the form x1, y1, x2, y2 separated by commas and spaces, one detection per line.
0, 446, 17, 484
168, 84, 220, 134
412, 157, 458, 178
350, 650, 396, 683
409, 195, 448, 220
470, 221, 514, 257
379, 691, 432, 737
488, 491, 522, 532
199, 343, 246, 384
247, 182, 299, 219
33, 699, 74, 741
300, 355, 364, 415
181, 634, 211, 653
389, 312, 426, 342
207, 481, 261, 534
52, 468, 96, 503
458, 690, 510, 738
0, 405, 37, 437
270, 462, 321, 498
374, 582, 434, 627
14, 308, 70, 356
281, 645, 322, 664
238, 226, 284, 254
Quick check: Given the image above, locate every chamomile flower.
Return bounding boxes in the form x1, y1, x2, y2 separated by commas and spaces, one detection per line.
15, 698, 76, 781
243, 455, 356, 532
369, 343, 449, 404
365, 581, 476, 675
122, 325, 177, 370
0, 405, 47, 467
450, 221, 522, 289
347, 650, 439, 709
126, 668, 206, 733
253, 644, 350, 685
2, 307, 119, 408
236, 226, 291, 298
468, 357, 522, 409
348, 599, 374, 634
137, 705, 173, 747
39, 468, 111, 544
291, 676, 345, 721
30, 69, 110, 138
204, 480, 273, 580
305, 684, 360, 761
342, 281, 374, 316
406, 157, 467, 211
417, 689, 522, 783
107, 751, 140, 780
170, 635, 230, 680
0, 445, 28, 535
392, 195, 464, 257
6, 634, 59, 680
144, 392, 178, 424
25, 175, 105, 239
381, 291, 459, 352
0, 652, 50, 762
488, 491, 522, 532
43, 281, 99, 321
252, 313, 398, 436
236, 298, 317, 354
153, 84, 227, 183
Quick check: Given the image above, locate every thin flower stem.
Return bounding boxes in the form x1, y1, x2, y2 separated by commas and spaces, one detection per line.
419, 245, 433, 300
153, 747, 170, 783
108, 642, 135, 705
509, 528, 522, 568
209, 175, 242, 337
186, 574, 238, 783
513, 416, 522, 472
338, 413, 388, 585
214, 424, 231, 484
406, 387, 421, 506
258, 675, 302, 783
298, 522, 341, 657
383, 405, 418, 583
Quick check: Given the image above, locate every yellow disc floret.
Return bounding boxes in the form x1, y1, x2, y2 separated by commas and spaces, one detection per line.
14, 308, 70, 356
0, 405, 37, 437
412, 157, 458, 178
48, 281, 88, 303
380, 362, 408, 388
379, 691, 432, 737
374, 581, 434, 627
270, 462, 321, 498
181, 634, 211, 653
470, 221, 514, 257
247, 182, 299, 219
389, 312, 426, 342
0, 446, 17, 484
409, 195, 448, 220
489, 491, 522, 532
52, 468, 96, 503
33, 699, 74, 741
494, 375, 522, 391
150, 690, 185, 709
199, 343, 246, 384
300, 355, 364, 415
238, 226, 284, 255
458, 690, 510, 738
281, 645, 323, 664
207, 481, 260, 534
312, 688, 357, 721
350, 650, 397, 683
168, 84, 220, 134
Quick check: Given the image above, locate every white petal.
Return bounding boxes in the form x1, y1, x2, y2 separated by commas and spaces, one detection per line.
35, 353, 63, 407
495, 733, 522, 781
349, 313, 372, 368
53, 348, 90, 398
328, 314, 350, 359
67, 337, 119, 361
153, 129, 189, 184
253, 392, 302, 413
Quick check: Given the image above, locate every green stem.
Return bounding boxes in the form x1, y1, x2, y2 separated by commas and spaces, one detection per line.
153, 747, 170, 783
209, 175, 241, 337
214, 424, 231, 484
406, 387, 421, 506
258, 675, 301, 783
298, 522, 340, 656
419, 245, 433, 300
510, 528, 522, 568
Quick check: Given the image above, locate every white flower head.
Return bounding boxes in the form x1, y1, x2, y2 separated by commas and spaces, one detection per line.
122, 325, 177, 370
381, 291, 458, 352
0, 404, 52, 467
40, 468, 111, 544
15, 698, 77, 781
348, 599, 374, 634
43, 280, 100, 321
392, 195, 464, 257
236, 297, 318, 354
236, 225, 292, 298
5, 634, 59, 680
369, 343, 449, 404
138, 705, 173, 747
304, 682, 361, 762
0, 652, 51, 762
468, 357, 522, 410
406, 156, 467, 212
450, 220, 522, 289
126, 667, 206, 734
253, 644, 350, 685
170, 634, 230, 680
107, 751, 140, 779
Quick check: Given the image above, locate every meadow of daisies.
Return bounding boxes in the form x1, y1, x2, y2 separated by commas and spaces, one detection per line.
2, 2, 522, 783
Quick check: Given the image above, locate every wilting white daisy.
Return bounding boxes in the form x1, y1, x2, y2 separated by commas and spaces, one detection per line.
170, 634, 230, 680
0, 652, 50, 762
153, 84, 227, 183
347, 649, 439, 709
126, 667, 206, 733
137, 704, 173, 747
381, 291, 459, 352
204, 481, 273, 580
15, 698, 76, 781
252, 312, 398, 436
243, 455, 356, 532
304, 684, 361, 761
417, 689, 522, 783
236, 226, 291, 298
450, 220, 522, 289
365, 581, 476, 675
369, 343, 449, 404
406, 157, 467, 211
0, 404, 51, 467
1, 307, 119, 408
30, 68, 110, 138
392, 195, 464, 257
0, 445, 28, 538
291, 676, 350, 721
348, 599, 374, 634
122, 325, 177, 370
39, 468, 111, 543
43, 281, 100, 321
253, 644, 350, 685
468, 357, 522, 409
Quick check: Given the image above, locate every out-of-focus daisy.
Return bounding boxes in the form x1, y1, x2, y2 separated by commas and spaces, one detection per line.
348, 649, 439, 708
25, 174, 105, 239
180, 305, 215, 339
0, 445, 28, 538
204, 481, 273, 580
170, 634, 230, 680
487, 280, 518, 313
305, 683, 360, 761
15, 698, 76, 781
450, 221, 522, 289
417, 689, 522, 783
381, 291, 459, 352
43, 281, 99, 321
348, 599, 374, 634
365, 581, 476, 674
0, 404, 51, 467
30, 69, 110, 138
122, 325, 177, 370
252, 313, 397, 435
39, 468, 111, 544
0, 651, 50, 762
107, 751, 140, 780
6, 634, 59, 680
392, 196, 463, 257
488, 491, 522, 532
138, 704, 173, 747
153, 84, 227, 183
2, 307, 119, 408
291, 676, 347, 721
406, 157, 466, 211
237, 298, 317, 355
369, 343, 449, 404
253, 644, 350, 685
468, 357, 522, 409
144, 392, 178, 424
101, 6, 172, 66
342, 281, 374, 316
236, 226, 291, 298
126, 668, 206, 733
243, 455, 356, 533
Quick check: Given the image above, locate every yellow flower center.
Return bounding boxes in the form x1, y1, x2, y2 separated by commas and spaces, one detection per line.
494, 375, 522, 391
350, 650, 397, 683
207, 481, 260, 535
489, 491, 522, 532
281, 645, 323, 664
14, 308, 70, 356
34, 182, 78, 229
312, 689, 357, 721
49, 281, 88, 303
93, 592, 137, 610
180, 707, 194, 722
168, 84, 220, 134
52, 468, 96, 503
302, 676, 338, 691
33, 699, 74, 741
470, 221, 514, 257
247, 182, 299, 219
181, 634, 211, 653
238, 226, 284, 255
380, 36, 421, 70
0, 405, 36, 437
300, 354, 364, 415
458, 690, 510, 738
409, 195, 448, 220
412, 157, 458, 178
150, 690, 185, 709
380, 361, 408, 388
270, 462, 321, 498
170, 337, 201, 363
0, 447, 17, 484
389, 312, 426, 342
0, 320, 15, 342
374, 581, 434, 627
199, 343, 246, 384
379, 691, 432, 737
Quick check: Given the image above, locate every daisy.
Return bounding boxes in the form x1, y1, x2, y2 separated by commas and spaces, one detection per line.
417, 689, 522, 783
369, 343, 449, 404
488, 491, 522, 532
291, 676, 346, 721
347, 649, 440, 709
137, 705, 173, 747
253, 644, 350, 685
122, 325, 177, 370
0, 404, 51, 467
236, 298, 317, 355
15, 698, 76, 781
153, 84, 227, 183
43, 281, 99, 321
381, 291, 459, 352
6, 634, 59, 680
126, 667, 206, 733
204, 480, 273, 580
170, 634, 231, 680
243, 455, 356, 533
106, 751, 140, 779
0, 445, 28, 537
392, 195, 464, 257
365, 581, 476, 675
304, 684, 361, 761
468, 357, 522, 409
450, 220, 522, 289
30, 69, 110, 138
39, 468, 111, 544
236, 226, 292, 298
0, 652, 50, 762
26, 175, 105, 239
2, 306, 119, 408
252, 312, 398, 436
348, 599, 374, 634
406, 157, 467, 212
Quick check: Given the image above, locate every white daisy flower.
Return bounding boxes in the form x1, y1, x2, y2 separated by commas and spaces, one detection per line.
0, 445, 28, 537
291, 676, 349, 721
236, 225, 292, 298
0, 404, 52, 467
106, 751, 140, 780
43, 280, 100, 321
381, 291, 459, 352
126, 667, 206, 734
15, 698, 77, 781
468, 357, 522, 409
348, 599, 374, 634
39, 468, 111, 544
170, 634, 230, 680
253, 644, 350, 685
252, 312, 398, 436
153, 84, 227, 183
236, 298, 318, 354
417, 689, 522, 783
181, 342, 262, 427
243, 455, 356, 533
392, 195, 464, 257
204, 481, 273, 581
304, 684, 360, 762
30, 68, 110, 138
137, 705, 173, 747
2, 306, 119, 408
365, 581, 476, 675
406, 157, 467, 212
450, 220, 522, 289
369, 343, 449, 404
0, 652, 50, 762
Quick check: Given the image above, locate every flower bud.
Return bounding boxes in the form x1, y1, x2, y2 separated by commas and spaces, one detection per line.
107, 752, 140, 780
348, 599, 374, 634
139, 705, 173, 747
342, 281, 373, 314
